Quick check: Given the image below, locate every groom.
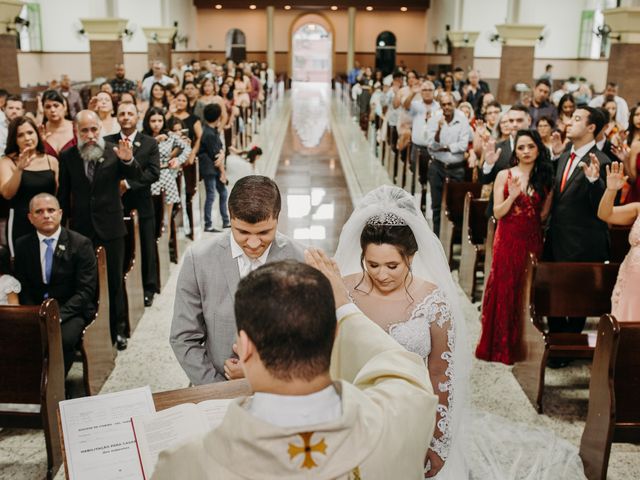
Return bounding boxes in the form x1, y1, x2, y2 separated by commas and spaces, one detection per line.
170, 175, 305, 385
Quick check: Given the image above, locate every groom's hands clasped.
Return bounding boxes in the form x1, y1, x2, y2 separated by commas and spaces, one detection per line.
304, 248, 349, 309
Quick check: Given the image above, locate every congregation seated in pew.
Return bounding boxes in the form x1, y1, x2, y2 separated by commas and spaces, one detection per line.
13, 193, 96, 374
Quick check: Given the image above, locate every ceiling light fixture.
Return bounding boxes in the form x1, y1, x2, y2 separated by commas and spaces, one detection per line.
365, 6, 373, 11
284, 5, 291, 9
249, 4, 256, 9
400, 6, 408, 12
330, 5, 338, 10
215, 4, 222, 9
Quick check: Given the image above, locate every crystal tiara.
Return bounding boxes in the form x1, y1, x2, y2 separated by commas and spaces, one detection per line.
366, 212, 408, 226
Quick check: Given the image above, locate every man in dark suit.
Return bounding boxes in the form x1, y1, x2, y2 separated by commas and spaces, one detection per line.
14, 193, 96, 374
57, 110, 141, 350
479, 105, 531, 217
544, 106, 611, 337
105, 102, 160, 306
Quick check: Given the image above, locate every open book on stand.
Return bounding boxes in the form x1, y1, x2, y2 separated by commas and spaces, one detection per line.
131, 398, 233, 479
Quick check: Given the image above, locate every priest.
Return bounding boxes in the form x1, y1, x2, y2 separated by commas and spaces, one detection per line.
152, 250, 437, 479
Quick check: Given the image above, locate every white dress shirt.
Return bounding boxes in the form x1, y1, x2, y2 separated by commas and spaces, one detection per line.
565, 140, 598, 183
120, 131, 138, 189
425, 109, 471, 163
410, 99, 440, 146
37, 226, 61, 284
229, 233, 272, 278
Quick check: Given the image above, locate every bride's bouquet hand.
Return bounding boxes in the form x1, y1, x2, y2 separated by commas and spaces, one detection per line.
304, 248, 349, 308
424, 449, 444, 478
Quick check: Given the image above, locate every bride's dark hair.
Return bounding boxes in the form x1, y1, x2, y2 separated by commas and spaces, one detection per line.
356, 223, 418, 299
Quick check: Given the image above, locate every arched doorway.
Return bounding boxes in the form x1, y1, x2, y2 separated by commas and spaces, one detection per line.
225, 28, 246, 63
375, 31, 396, 76
289, 13, 334, 83
292, 23, 332, 83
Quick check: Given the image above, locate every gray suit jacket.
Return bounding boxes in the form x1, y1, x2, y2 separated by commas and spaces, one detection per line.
170, 232, 306, 385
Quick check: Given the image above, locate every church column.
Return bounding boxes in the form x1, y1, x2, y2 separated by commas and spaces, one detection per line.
266, 6, 275, 69
347, 6, 356, 73
603, 6, 640, 102
0, 0, 24, 93
142, 26, 176, 71
80, 18, 128, 80
495, 23, 544, 105
447, 31, 479, 73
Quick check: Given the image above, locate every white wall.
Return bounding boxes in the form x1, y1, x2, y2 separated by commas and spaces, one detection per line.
457, 0, 599, 60
460, 0, 508, 58
115, 0, 163, 53
32, 0, 193, 53
164, 0, 198, 51
426, 0, 457, 53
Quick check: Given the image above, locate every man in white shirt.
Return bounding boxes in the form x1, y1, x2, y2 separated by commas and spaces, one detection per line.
588, 82, 630, 130
154, 252, 437, 479
140, 61, 174, 101
404, 80, 440, 212
424, 93, 471, 236
170, 176, 305, 385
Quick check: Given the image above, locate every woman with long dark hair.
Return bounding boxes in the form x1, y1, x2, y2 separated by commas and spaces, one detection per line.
622, 104, 640, 202
0, 116, 58, 255
476, 129, 554, 364
39, 89, 76, 158
144, 108, 191, 224
556, 93, 576, 139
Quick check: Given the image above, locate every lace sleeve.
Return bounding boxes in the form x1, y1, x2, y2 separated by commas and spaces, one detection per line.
425, 289, 455, 462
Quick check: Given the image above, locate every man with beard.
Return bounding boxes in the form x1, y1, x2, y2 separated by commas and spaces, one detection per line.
105, 102, 160, 307
108, 63, 137, 99
58, 110, 141, 350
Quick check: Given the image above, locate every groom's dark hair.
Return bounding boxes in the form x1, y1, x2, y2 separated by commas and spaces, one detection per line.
235, 260, 336, 381
228, 175, 281, 223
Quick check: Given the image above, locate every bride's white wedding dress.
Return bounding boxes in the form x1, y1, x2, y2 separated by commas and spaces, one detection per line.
335, 185, 587, 480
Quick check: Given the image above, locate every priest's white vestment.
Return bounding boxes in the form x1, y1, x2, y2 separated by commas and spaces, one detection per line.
152, 306, 438, 479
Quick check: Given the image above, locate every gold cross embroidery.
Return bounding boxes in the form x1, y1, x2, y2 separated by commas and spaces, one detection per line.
287, 432, 328, 470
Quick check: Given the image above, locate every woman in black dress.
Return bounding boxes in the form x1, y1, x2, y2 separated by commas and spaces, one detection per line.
0, 117, 58, 254
169, 91, 202, 239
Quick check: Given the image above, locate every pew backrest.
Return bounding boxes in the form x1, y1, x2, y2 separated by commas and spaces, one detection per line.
442, 179, 483, 225
530, 258, 620, 320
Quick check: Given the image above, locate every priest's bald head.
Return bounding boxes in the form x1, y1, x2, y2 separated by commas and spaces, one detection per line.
234, 260, 336, 392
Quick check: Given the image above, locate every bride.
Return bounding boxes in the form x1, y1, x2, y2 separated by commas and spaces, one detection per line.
334, 185, 586, 479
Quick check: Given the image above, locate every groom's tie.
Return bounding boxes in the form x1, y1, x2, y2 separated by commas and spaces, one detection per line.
43, 238, 55, 298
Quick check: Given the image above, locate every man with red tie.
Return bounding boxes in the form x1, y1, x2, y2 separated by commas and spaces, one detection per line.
544, 106, 611, 338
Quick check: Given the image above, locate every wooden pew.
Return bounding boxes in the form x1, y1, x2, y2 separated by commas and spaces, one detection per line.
609, 225, 631, 264
459, 192, 489, 302
80, 247, 116, 396
123, 210, 145, 336
512, 254, 619, 413
483, 216, 497, 286
153, 379, 252, 411
580, 316, 640, 480
439, 179, 483, 267
0, 299, 64, 480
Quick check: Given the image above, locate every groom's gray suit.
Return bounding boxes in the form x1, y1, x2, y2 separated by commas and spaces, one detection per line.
170, 231, 305, 385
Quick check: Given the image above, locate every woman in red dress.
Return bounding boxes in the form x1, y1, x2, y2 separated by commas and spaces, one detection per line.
476, 130, 554, 364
